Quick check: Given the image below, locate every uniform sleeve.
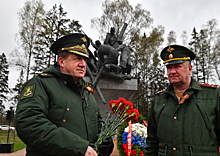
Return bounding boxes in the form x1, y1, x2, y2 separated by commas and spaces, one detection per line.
98, 109, 104, 133
15, 77, 89, 156
145, 100, 159, 156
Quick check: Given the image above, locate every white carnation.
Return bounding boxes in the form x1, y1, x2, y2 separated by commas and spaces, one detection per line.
124, 123, 147, 138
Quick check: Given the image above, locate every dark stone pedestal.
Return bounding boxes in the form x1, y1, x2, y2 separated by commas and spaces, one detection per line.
0, 143, 14, 153
84, 77, 138, 121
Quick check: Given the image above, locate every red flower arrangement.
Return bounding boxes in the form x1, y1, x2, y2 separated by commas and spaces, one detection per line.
122, 143, 145, 156
94, 98, 140, 153
117, 113, 147, 156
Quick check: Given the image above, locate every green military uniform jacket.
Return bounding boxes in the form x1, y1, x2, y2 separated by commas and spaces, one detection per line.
15, 65, 102, 156
146, 78, 220, 156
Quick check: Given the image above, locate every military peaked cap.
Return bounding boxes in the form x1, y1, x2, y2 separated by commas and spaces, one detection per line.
160, 45, 196, 66
50, 33, 90, 58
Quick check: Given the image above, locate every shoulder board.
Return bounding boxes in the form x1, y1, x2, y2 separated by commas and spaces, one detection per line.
155, 89, 166, 95
199, 83, 219, 88
38, 73, 54, 78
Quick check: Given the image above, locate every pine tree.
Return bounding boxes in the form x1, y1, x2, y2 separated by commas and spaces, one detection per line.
32, 4, 82, 74
197, 29, 210, 83
189, 19, 220, 84
132, 28, 169, 118
0, 53, 9, 111
189, 27, 200, 80
10, 70, 25, 108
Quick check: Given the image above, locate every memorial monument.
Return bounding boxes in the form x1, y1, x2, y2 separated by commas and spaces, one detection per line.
84, 23, 138, 119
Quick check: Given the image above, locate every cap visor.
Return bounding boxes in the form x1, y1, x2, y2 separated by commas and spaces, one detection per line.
165, 60, 187, 66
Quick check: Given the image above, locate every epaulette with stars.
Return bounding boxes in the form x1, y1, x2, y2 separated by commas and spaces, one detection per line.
199, 83, 219, 88
155, 89, 166, 95
38, 73, 54, 78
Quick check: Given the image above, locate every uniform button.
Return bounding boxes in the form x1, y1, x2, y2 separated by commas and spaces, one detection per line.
173, 147, 177, 151
62, 119, 66, 123
174, 116, 177, 119
66, 108, 70, 111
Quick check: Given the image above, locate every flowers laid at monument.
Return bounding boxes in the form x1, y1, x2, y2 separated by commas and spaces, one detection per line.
117, 114, 148, 156
93, 98, 140, 153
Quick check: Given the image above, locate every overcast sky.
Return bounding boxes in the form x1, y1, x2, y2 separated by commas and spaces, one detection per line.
1, 0, 220, 88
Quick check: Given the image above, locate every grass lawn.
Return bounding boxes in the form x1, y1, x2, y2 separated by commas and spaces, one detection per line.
0, 130, 26, 152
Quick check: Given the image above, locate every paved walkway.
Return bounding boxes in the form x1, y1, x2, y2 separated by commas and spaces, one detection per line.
0, 148, 26, 156
0, 140, 120, 156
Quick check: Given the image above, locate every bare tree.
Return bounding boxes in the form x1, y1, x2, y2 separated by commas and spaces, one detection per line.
202, 19, 220, 83
17, 0, 45, 81
167, 30, 177, 45
212, 38, 220, 82
181, 30, 188, 46
91, 0, 153, 44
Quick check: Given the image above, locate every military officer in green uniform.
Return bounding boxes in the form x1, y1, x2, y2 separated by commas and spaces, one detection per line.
15, 33, 114, 156
146, 45, 220, 156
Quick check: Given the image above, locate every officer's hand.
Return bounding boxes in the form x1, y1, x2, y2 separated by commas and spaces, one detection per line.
98, 137, 114, 156
85, 146, 97, 156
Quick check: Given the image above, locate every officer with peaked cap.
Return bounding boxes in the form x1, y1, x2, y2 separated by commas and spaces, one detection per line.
160, 45, 196, 65
146, 45, 220, 155
50, 33, 90, 58
15, 33, 114, 156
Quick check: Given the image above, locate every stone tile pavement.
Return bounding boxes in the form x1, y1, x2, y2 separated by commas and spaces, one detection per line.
0, 139, 120, 156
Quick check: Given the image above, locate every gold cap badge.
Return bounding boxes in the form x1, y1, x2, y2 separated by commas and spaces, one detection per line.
167, 46, 175, 52
81, 36, 87, 42
169, 54, 173, 59
167, 46, 175, 59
